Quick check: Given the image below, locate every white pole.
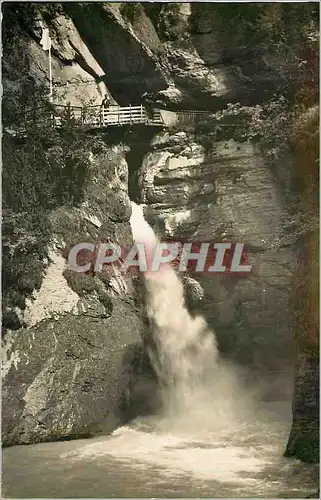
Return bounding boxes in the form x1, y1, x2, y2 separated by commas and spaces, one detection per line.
48, 45, 53, 103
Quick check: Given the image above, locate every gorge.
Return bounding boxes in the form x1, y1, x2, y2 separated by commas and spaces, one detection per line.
2, 2, 319, 498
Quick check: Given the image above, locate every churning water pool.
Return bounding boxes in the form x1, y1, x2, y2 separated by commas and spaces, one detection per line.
3, 403, 319, 498
3, 204, 318, 498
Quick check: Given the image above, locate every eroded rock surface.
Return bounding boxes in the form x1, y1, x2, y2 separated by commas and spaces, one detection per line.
2, 143, 147, 445
2, 300, 142, 445
139, 131, 295, 373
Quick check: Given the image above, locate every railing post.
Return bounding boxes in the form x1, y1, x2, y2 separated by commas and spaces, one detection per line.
130, 104, 132, 125
118, 107, 120, 126
141, 105, 144, 124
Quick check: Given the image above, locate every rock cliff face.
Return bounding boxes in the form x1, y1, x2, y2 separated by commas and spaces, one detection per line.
284, 108, 319, 463
2, 139, 149, 445
2, 2, 318, 461
138, 131, 295, 378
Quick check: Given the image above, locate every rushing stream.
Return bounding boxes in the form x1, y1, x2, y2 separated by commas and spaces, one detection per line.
3, 204, 319, 498
3, 402, 319, 498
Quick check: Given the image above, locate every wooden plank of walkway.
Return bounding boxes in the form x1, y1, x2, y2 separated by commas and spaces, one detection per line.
102, 105, 148, 126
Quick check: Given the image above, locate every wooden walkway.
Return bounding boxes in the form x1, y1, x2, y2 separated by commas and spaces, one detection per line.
51, 104, 223, 129
24, 104, 237, 130
52, 104, 165, 128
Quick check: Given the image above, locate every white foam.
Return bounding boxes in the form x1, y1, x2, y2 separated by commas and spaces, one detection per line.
62, 425, 270, 484
69, 203, 289, 489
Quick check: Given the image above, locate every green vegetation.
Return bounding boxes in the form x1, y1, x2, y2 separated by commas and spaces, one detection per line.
2, 85, 103, 331
120, 2, 142, 24
194, 97, 291, 158
2, 2, 105, 331
2, 2, 63, 37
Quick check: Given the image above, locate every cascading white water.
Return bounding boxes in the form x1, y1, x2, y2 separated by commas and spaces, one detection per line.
37, 204, 298, 499
2, 216, 299, 500
130, 202, 249, 427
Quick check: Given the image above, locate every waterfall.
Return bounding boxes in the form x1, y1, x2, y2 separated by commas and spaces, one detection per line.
130, 203, 249, 428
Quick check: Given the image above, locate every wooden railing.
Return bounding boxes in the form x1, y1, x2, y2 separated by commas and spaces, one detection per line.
176, 110, 215, 125
22, 104, 239, 131
51, 104, 164, 128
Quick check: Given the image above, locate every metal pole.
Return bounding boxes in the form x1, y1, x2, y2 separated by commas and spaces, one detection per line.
48, 45, 53, 103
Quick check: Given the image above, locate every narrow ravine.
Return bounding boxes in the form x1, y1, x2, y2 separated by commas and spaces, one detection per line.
2, 3, 319, 498
3, 204, 319, 499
